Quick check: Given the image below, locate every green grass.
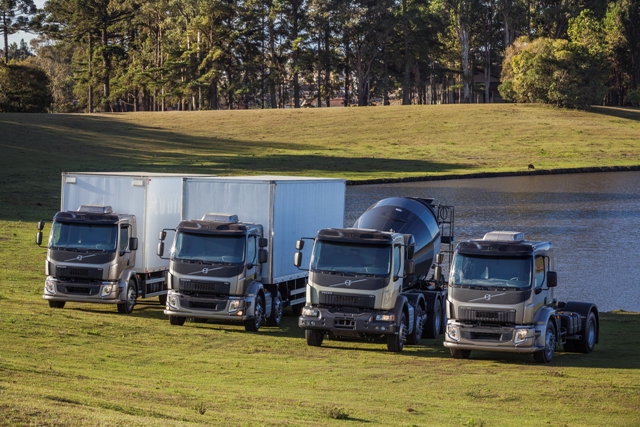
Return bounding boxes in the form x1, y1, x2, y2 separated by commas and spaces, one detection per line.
1, 104, 639, 426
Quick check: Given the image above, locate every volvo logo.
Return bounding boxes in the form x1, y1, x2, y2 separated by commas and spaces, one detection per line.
469, 292, 507, 303
202, 268, 209, 274
77, 255, 83, 261
329, 278, 366, 287
484, 294, 491, 300
344, 280, 352, 287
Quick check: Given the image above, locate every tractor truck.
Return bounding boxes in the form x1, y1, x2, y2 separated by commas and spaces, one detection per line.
444, 231, 599, 363
159, 176, 345, 331
295, 197, 455, 352
37, 172, 206, 314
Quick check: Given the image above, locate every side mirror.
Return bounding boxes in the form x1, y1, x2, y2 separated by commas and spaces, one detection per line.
36, 231, 43, 246
404, 260, 415, 276
129, 237, 138, 251
294, 251, 303, 268
435, 253, 444, 264
37, 220, 45, 231
159, 230, 166, 241
547, 271, 557, 288
258, 249, 268, 264
296, 239, 304, 250
407, 244, 415, 260
259, 237, 268, 248
157, 242, 165, 257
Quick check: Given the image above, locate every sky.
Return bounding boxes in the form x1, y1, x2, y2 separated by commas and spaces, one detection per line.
6, 0, 46, 48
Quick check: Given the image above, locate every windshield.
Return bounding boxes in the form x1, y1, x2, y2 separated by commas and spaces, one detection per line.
311, 240, 391, 276
49, 221, 117, 251
173, 232, 245, 264
451, 254, 532, 288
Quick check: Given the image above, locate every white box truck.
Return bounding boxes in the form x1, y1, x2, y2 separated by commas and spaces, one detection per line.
159, 176, 345, 331
36, 172, 209, 314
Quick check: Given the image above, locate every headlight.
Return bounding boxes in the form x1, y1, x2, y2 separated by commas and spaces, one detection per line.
375, 314, 395, 322
101, 284, 116, 296
514, 329, 529, 344
447, 323, 460, 342
228, 299, 244, 313
168, 293, 179, 309
44, 279, 56, 294
301, 306, 319, 317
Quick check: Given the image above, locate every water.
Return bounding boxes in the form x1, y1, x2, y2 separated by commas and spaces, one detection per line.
346, 171, 640, 312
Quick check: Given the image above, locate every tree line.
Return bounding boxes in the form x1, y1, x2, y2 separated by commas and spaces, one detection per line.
1, 0, 639, 113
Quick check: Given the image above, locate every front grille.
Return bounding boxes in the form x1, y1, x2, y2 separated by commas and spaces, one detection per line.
186, 300, 226, 311
334, 319, 356, 330
56, 266, 103, 281
319, 292, 375, 309
58, 285, 100, 296
459, 307, 516, 324
178, 280, 230, 296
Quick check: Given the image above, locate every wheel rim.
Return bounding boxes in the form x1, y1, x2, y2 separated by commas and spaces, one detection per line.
127, 286, 136, 311
586, 318, 596, 349
400, 315, 408, 344
254, 298, 264, 329
415, 310, 424, 339
545, 325, 556, 359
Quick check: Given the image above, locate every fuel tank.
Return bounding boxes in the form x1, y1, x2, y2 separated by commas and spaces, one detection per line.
352, 197, 442, 279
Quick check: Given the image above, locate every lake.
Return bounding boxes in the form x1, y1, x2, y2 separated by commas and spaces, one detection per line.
346, 171, 640, 312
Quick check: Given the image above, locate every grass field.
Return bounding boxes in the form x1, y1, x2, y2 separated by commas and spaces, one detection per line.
1, 104, 639, 426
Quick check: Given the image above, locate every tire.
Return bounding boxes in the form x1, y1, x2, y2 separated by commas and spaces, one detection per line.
158, 294, 167, 306
533, 320, 556, 363
305, 329, 324, 346
117, 280, 137, 314
424, 295, 441, 339
449, 348, 471, 359
48, 300, 66, 309
266, 291, 283, 327
169, 315, 186, 326
387, 311, 408, 353
244, 294, 264, 332
406, 305, 425, 345
576, 312, 597, 354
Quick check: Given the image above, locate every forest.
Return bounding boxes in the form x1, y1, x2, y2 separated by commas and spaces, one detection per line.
1, 0, 639, 112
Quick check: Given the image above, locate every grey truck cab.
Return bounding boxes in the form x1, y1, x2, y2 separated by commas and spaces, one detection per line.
38, 205, 140, 313
444, 231, 599, 363
160, 214, 274, 331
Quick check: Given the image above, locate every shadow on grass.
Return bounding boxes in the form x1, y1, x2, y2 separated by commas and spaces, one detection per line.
0, 114, 470, 221
591, 106, 640, 122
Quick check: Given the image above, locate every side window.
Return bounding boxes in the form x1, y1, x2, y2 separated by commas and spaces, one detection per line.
247, 235, 257, 264
119, 226, 129, 252
393, 245, 402, 277
535, 256, 546, 287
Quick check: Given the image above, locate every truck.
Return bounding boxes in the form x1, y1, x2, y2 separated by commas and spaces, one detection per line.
295, 197, 455, 352
159, 176, 346, 331
36, 172, 206, 314
444, 231, 599, 363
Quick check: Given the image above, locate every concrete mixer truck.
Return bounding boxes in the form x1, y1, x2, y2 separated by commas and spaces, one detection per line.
294, 197, 455, 352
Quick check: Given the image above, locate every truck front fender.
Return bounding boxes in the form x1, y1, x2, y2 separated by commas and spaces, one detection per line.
392, 295, 410, 334
118, 269, 138, 301
533, 305, 559, 347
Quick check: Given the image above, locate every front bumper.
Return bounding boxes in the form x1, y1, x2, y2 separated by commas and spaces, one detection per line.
443, 321, 543, 353
42, 277, 122, 304
298, 306, 398, 335
163, 290, 256, 321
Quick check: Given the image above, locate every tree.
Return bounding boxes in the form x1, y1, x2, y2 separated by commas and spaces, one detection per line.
0, 0, 36, 63
0, 60, 52, 112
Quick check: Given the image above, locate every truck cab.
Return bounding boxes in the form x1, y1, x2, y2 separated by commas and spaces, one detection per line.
444, 231, 599, 363
39, 205, 139, 314
160, 214, 276, 331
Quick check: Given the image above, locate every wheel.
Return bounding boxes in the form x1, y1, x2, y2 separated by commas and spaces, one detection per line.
449, 348, 471, 359
424, 295, 442, 339
158, 294, 167, 306
576, 312, 597, 354
169, 315, 186, 326
533, 320, 556, 363
291, 303, 303, 317
48, 300, 66, 309
266, 291, 283, 327
244, 294, 264, 332
305, 329, 324, 346
387, 312, 408, 352
406, 305, 425, 345
117, 280, 137, 314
